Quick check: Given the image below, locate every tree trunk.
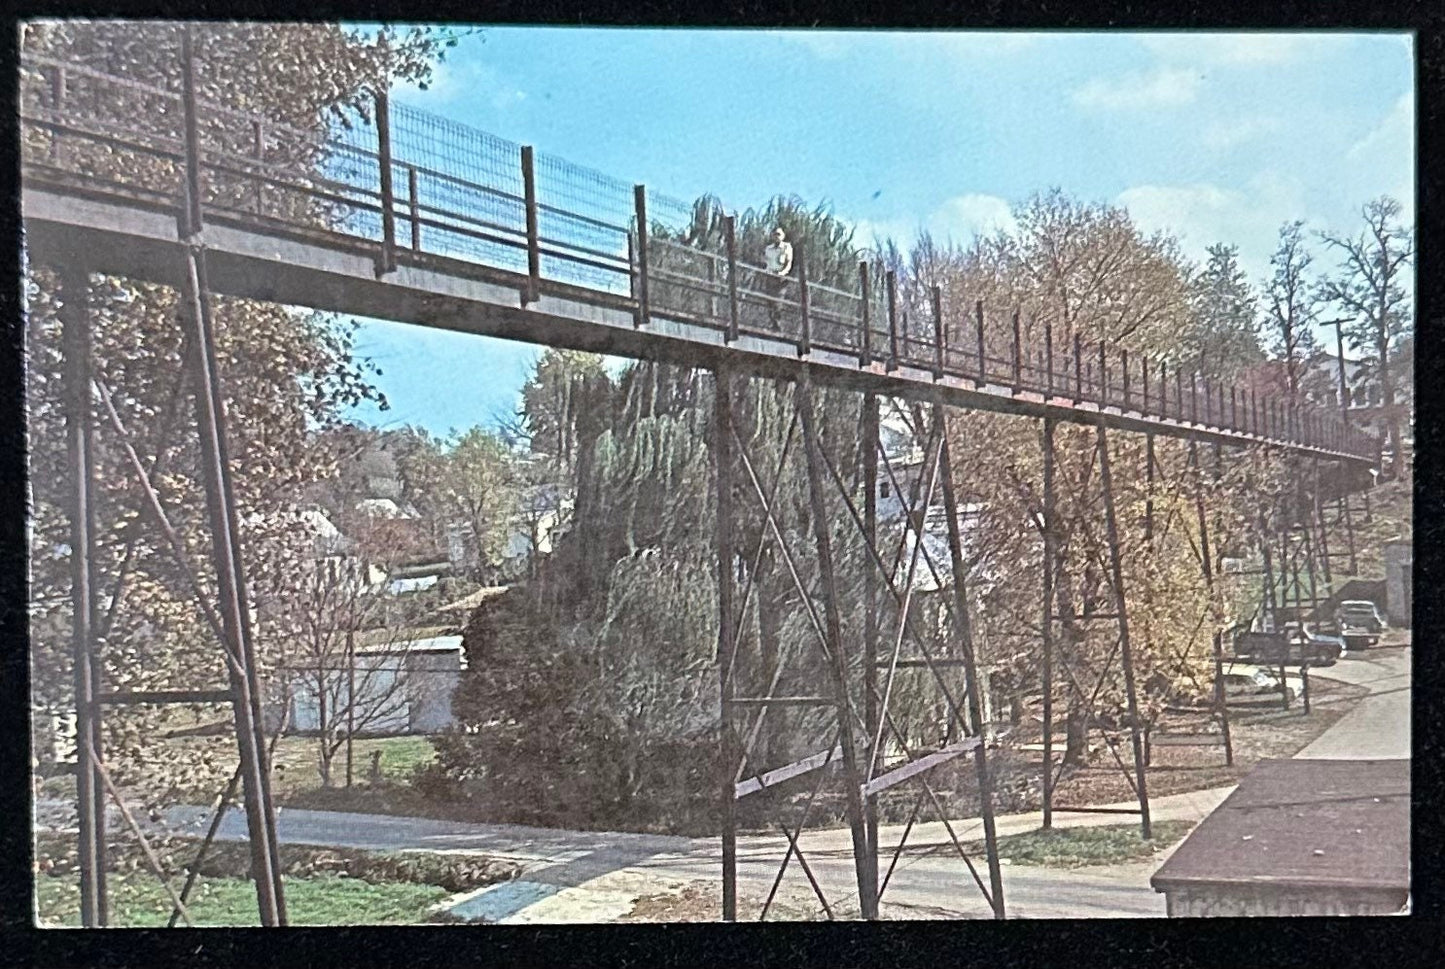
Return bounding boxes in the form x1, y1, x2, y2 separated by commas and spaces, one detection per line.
1063, 705, 1088, 767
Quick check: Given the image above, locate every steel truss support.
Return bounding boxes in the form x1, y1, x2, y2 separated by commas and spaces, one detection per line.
1037, 420, 1151, 838
59, 260, 107, 926
716, 375, 1003, 920
1189, 442, 1234, 767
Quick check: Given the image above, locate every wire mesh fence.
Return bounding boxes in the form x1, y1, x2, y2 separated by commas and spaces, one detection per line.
18, 50, 1372, 460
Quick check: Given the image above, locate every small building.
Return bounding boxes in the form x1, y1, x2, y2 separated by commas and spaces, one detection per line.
1151, 758, 1409, 916
285, 633, 466, 736
1383, 539, 1412, 628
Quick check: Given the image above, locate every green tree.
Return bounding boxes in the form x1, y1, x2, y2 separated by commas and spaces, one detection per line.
1183, 244, 1266, 381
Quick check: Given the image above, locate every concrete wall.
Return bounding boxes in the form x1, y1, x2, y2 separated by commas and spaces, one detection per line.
1384, 541, 1412, 627
1163, 885, 1408, 917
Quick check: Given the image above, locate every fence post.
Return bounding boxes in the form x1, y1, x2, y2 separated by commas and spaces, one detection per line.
521, 146, 540, 304
1176, 367, 1184, 420
1045, 320, 1054, 397
49, 64, 67, 166
886, 271, 901, 371
1202, 375, 1211, 425
1189, 371, 1199, 423
1231, 387, 1238, 431
407, 165, 420, 251
974, 301, 987, 387
933, 286, 947, 379
797, 243, 811, 357
1098, 342, 1108, 408
251, 120, 265, 216
1011, 309, 1022, 391
375, 87, 397, 276
723, 214, 738, 343
1142, 356, 1150, 413
858, 262, 872, 368
1121, 349, 1130, 410
1073, 333, 1083, 404
634, 185, 652, 328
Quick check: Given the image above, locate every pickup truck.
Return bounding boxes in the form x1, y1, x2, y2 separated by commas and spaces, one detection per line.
1233, 627, 1341, 666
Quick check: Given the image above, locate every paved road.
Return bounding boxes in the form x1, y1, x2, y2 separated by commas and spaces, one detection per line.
74, 635, 1410, 921
1296, 637, 1410, 758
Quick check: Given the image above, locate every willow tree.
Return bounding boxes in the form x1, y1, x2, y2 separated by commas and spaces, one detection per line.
24, 21, 452, 804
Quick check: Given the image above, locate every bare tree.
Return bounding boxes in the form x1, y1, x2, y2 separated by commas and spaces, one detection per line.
1264, 221, 1322, 402
1318, 196, 1414, 471
252, 510, 418, 788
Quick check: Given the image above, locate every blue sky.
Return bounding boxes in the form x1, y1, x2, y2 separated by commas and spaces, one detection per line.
347, 28, 1414, 438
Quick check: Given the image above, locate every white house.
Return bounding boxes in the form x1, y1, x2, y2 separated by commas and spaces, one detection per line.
285, 633, 466, 736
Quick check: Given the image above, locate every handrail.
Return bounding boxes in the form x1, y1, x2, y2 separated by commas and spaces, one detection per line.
17, 52, 1379, 462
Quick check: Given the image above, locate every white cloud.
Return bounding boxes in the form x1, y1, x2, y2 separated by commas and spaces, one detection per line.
1072, 67, 1201, 110
1139, 33, 1351, 67
1116, 172, 1308, 282
1202, 116, 1279, 151
852, 193, 1017, 250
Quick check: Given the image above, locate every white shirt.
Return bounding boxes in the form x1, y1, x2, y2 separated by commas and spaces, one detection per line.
764, 240, 793, 276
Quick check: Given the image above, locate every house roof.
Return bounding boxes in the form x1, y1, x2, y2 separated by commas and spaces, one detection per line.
1150, 759, 1409, 894
435, 585, 513, 614
355, 633, 464, 657
354, 625, 457, 648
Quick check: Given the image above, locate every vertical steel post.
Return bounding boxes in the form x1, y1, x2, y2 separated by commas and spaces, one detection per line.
634, 185, 652, 329
975, 300, 987, 386
1202, 375, 1211, 425
886, 272, 901, 372
1011, 309, 1022, 391
251, 119, 264, 216
858, 262, 872, 368
934, 286, 948, 379
1231, 387, 1238, 432
521, 146, 540, 304
375, 86, 396, 276
937, 411, 1006, 918
1141, 356, 1150, 413
1095, 423, 1151, 839
714, 365, 737, 921
861, 391, 881, 907
1191, 443, 1234, 766
1121, 349, 1131, 410
1045, 321, 1055, 397
1098, 342, 1108, 408
1144, 433, 1156, 542
1073, 333, 1083, 403
1040, 417, 1057, 829
723, 213, 738, 343
60, 261, 106, 927
407, 165, 420, 251
179, 27, 286, 924
1159, 360, 1168, 418
48, 63, 67, 167
797, 243, 811, 357
797, 376, 878, 920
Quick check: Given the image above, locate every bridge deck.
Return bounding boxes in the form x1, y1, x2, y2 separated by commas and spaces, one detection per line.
18, 53, 1375, 464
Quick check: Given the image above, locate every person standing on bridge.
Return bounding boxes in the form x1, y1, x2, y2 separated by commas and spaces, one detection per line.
762, 226, 794, 328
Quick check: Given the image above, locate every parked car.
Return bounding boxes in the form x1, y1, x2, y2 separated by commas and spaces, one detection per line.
1283, 622, 1344, 666
1335, 600, 1385, 649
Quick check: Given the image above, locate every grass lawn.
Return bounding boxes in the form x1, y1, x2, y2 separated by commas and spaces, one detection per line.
268, 735, 437, 797
964, 819, 1195, 868
35, 871, 449, 927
